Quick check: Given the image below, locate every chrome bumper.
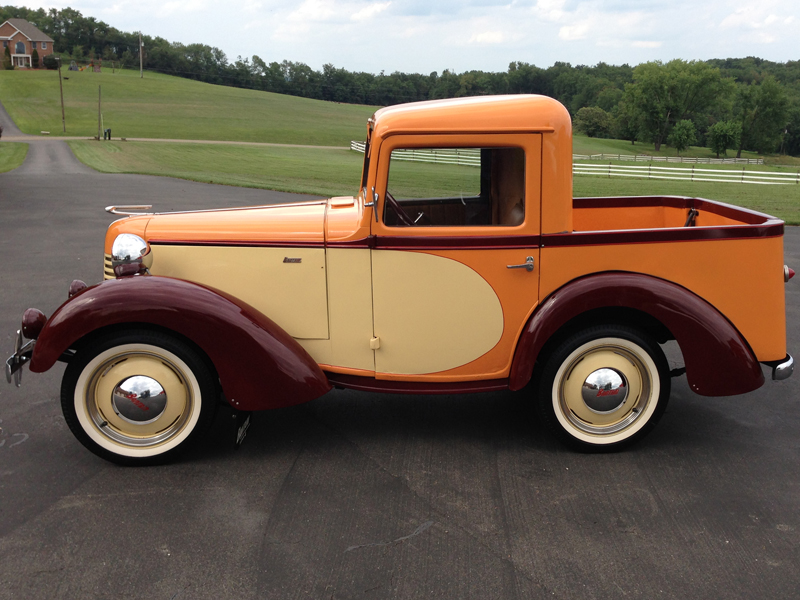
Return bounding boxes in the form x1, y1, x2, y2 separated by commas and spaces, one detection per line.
763, 353, 794, 381
5, 330, 35, 388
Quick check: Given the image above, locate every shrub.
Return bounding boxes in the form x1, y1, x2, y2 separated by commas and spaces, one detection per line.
31, 48, 39, 69
3, 45, 12, 71
42, 54, 59, 70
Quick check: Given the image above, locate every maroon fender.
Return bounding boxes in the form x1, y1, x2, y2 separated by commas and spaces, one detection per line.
509, 272, 765, 397
29, 276, 332, 410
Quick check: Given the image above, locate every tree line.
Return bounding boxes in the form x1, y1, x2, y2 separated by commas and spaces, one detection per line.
2, 5, 799, 156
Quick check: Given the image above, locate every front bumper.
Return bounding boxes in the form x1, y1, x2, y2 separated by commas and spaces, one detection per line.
763, 354, 794, 381
5, 330, 35, 388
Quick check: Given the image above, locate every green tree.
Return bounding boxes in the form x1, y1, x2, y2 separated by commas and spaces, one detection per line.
574, 106, 612, 138
667, 120, 697, 155
707, 121, 740, 157
735, 76, 789, 156
612, 97, 639, 145
3, 45, 13, 70
628, 60, 731, 151
31, 48, 39, 69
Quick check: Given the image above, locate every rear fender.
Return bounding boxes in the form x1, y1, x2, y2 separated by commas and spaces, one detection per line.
509, 272, 764, 397
30, 276, 332, 410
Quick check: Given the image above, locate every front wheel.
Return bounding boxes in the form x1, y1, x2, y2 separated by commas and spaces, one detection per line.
61, 329, 218, 465
537, 325, 670, 451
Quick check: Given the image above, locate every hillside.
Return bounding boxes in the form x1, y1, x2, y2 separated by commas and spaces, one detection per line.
0, 68, 377, 145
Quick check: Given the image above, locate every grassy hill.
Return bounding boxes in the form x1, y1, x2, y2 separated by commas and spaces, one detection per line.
0, 68, 376, 145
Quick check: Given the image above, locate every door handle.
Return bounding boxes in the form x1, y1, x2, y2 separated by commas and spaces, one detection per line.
507, 256, 535, 272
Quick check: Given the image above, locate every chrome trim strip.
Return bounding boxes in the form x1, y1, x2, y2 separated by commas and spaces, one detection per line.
105, 205, 153, 216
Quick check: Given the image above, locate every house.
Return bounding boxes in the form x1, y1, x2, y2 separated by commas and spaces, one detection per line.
0, 18, 54, 68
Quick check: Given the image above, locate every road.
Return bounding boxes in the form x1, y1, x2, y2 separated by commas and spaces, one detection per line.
1, 104, 798, 599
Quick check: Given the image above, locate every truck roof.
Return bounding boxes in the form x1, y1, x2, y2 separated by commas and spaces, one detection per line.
371, 94, 572, 138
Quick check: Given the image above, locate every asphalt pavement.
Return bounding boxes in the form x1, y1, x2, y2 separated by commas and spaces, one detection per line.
0, 106, 798, 599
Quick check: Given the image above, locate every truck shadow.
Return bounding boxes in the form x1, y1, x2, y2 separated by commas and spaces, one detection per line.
188, 379, 762, 464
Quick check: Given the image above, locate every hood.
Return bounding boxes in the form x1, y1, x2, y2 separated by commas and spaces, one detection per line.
142, 200, 328, 245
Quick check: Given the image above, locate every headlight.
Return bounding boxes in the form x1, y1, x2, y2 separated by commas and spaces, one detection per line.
111, 234, 151, 268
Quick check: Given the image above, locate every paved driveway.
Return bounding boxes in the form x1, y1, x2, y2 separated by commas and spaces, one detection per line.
1, 111, 798, 599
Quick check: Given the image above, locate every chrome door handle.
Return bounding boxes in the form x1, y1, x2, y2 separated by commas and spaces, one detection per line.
507, 256, 535, 272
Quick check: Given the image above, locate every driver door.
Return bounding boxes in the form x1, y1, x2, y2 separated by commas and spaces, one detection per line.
369, 134, 542, 381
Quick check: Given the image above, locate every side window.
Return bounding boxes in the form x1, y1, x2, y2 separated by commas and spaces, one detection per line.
41, 42, 47, 49
384, 147, 525, 227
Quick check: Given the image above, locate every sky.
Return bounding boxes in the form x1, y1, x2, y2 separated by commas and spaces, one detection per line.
20, 0, 800, 73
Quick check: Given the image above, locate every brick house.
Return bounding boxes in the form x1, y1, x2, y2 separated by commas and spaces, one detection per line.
0, 18, 54, 68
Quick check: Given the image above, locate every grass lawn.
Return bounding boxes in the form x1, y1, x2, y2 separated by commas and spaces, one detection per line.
68, 140, 365, 197
0, 69, 376, 146
69, 139, 800, 224
0, 142, 28, 172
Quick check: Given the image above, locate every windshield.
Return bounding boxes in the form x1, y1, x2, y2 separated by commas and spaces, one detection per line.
360, 137, 371, 199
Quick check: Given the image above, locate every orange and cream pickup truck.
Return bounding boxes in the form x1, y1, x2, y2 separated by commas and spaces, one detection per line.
6, 95, 795, 464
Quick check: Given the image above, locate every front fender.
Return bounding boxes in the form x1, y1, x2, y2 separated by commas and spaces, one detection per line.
30, 276, 332, 410
509, 272, 765, 397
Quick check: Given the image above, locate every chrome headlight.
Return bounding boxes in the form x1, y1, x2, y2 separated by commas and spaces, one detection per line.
111, 234, 151, 268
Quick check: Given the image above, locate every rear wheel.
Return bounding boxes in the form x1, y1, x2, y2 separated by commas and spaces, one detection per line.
537, 325, 670, 451
61, 330, 218, 465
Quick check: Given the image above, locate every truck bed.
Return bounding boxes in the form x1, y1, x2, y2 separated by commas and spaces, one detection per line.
572, 195, 781, 234
539, 195, 786, 364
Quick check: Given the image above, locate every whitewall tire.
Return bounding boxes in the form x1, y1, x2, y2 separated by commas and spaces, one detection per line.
537, 325, 670, 450
61, 330, 218, 465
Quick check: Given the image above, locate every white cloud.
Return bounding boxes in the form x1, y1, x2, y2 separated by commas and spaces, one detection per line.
287, 0, 337, 22
242, 0, 263, 14
351, 1, 391, 22
469, 31, 504, 44
534, 0, 567, 22
559, 23, 589, 41
632, 41, 662, 48
156, 0, 207, 18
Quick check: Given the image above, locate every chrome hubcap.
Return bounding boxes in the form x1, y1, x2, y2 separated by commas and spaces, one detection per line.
581, 368, 628, 414
112, 375, 168, 424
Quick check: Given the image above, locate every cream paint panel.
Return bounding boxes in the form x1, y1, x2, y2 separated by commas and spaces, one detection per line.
372, 250, 504, 375
297, 248, 376, 371
150, 245, 329, 339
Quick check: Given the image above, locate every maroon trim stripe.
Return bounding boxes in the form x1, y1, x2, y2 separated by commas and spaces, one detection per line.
372, 235, 541, 249
326, 373, 510, 395
543, 223, 783, 247
574, 195, 777, 226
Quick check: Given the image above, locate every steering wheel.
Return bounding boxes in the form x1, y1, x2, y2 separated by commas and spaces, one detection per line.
384, 190, 416, 227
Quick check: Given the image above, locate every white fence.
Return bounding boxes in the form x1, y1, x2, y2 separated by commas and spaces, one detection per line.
350, 141, 481, 166
573, 153, 764, 165
350, 141, 797, 185
574, 163, 800, 185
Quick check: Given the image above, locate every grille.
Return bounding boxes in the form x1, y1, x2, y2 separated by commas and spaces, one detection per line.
103, 254, 115, 279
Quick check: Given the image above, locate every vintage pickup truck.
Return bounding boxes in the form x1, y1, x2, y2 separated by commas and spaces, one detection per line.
6, 95, 795, 464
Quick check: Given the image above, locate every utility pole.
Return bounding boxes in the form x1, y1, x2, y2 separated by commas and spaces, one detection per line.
97, 85, 102, 140
56, 57, 66, 133
139, 31, 143, 79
